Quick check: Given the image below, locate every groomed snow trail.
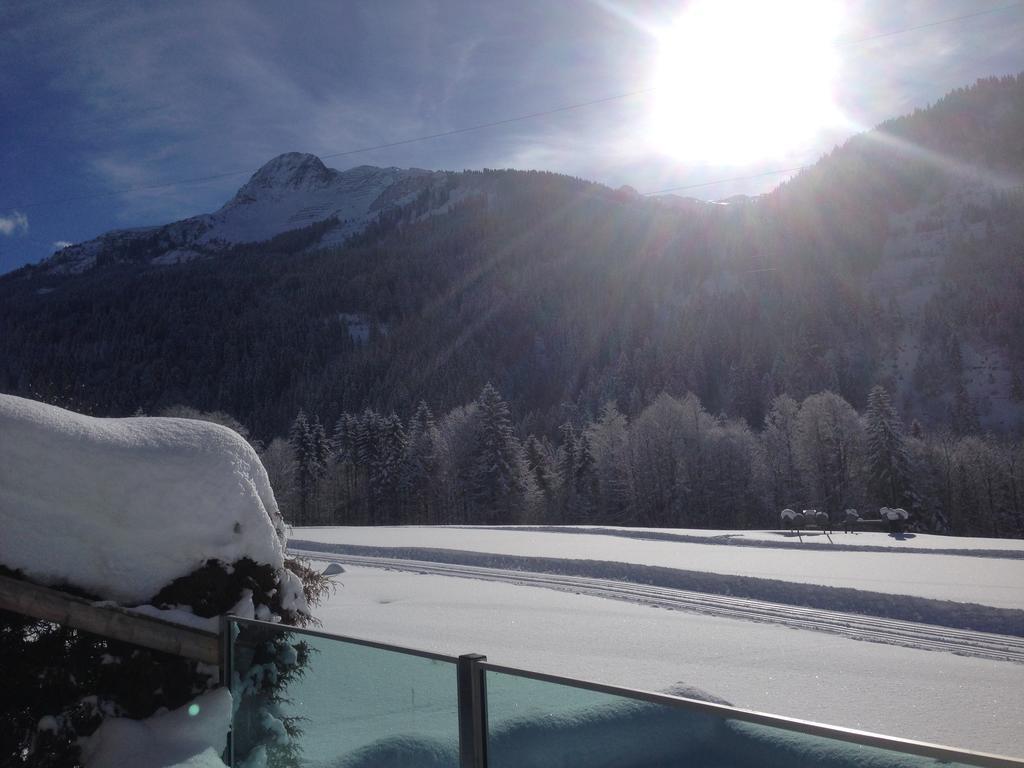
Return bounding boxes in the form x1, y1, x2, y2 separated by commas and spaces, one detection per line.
290, 549, 1024, 664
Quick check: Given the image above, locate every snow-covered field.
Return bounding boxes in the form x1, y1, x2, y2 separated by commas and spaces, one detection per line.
291, 525, 1024, 759
293, 526, 1024, 610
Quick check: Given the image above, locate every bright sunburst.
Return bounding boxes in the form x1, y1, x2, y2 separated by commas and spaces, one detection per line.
650, 0, 843, 164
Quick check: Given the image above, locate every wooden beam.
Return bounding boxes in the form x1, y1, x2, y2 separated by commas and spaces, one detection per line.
0, 573, 221, 665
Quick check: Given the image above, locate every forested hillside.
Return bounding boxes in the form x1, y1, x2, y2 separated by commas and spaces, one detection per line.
1, 75, 1022, 534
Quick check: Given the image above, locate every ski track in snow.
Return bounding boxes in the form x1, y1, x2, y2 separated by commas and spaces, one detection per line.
464, 525, 1024, 560
289, 546, 1024, 665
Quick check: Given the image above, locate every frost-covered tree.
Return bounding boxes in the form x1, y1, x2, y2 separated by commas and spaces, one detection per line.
586, 402, 633, 523
794, 391, 866, 515
629, 393, 687, 526
762, 395, 801, 511
865, 385, 910, 508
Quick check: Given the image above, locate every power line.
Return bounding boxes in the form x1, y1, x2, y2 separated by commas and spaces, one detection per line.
837, 2, 1024, 46
5, 3, 1022, 211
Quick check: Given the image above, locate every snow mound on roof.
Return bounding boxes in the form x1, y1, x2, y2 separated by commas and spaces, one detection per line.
0, 393, 285, 604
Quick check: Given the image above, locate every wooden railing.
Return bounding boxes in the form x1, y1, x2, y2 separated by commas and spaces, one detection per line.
0, 573, 221, 665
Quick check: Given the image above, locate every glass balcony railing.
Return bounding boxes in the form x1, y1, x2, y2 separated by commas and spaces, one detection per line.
224, 617, 1022, 768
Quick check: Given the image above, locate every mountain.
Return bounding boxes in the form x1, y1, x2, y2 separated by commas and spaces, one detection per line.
2, 75, 1023, 440
41, 153, 456, 274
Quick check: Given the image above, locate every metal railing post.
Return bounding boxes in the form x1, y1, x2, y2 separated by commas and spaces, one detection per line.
457, 653, 488, 768
220, 615, 234, 767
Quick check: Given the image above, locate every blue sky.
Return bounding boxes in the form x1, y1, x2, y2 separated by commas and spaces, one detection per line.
1, 0, 1022, 273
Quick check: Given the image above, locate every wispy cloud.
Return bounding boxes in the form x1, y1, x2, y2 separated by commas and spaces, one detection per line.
52, 241, 73, 250
0, 211, 28, 236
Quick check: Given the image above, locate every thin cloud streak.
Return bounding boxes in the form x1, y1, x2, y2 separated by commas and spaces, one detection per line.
0, 212, 29, 236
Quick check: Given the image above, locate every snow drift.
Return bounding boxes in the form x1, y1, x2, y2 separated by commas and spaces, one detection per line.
0, 393, 285, 603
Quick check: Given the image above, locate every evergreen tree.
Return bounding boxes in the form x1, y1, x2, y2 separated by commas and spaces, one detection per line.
307, 416, 331, 522
525, 435, 560, 519
374, 413, 408, 522
951, 381, 980, 435
571, 429, 598, 523
471, 383, 527, 523
555, 423, 579, 519
403, 401, 441, 522
865, 385, 911, 508
288, 411, 312, 525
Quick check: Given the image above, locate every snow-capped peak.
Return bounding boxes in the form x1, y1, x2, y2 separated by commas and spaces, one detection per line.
233, 152, 333, 200
37, 153, 457, 274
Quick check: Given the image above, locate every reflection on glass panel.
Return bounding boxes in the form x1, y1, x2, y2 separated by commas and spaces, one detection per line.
229, 621, 459, 768
484, 670, 976, 768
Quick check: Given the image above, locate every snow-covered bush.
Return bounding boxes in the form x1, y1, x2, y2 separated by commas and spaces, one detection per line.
779, 508, 805, 531
0, 394, 328, 767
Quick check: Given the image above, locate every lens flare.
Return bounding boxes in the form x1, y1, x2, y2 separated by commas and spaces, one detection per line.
650, 0, 844, 164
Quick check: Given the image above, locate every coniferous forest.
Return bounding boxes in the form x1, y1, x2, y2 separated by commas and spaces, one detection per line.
2, 76, 1023, 536
260, 382, 1022, 537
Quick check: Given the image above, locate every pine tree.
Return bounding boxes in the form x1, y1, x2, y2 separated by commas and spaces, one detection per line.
288, 411, 312, 525
556, 423, 578, 518
471, 383, 526, 523
307, 416, 330, 522
571, 430, 598, 523
951, 381, 980, 435
353, 410, 382, 523
375, 413, 408, 522
525, 435, 558, 516
865, 385, 910, 508
403, 401, 440, 522
1011, 368, 1024, 402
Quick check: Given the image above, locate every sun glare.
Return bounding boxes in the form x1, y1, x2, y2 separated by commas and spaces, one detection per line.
650, 0, 843, 165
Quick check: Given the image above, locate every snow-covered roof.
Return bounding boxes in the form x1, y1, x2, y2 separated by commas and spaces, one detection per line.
0, 394, 285, 604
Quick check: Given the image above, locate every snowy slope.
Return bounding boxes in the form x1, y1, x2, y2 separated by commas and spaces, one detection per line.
198, 155, 437, 246
42, 153, 450, 275
0, 393, 285, 603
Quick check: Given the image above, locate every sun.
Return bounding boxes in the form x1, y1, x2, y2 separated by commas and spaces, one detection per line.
649, 0, 843, 165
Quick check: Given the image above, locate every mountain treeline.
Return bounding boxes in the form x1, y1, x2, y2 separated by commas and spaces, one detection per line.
3, 156, 1022, 440
2, 76, 1023, 546
259, 383, 1023, 538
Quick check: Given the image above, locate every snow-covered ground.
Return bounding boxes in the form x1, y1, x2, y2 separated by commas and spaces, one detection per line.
294, 525, 1024, 611
286, 526, 1024, 759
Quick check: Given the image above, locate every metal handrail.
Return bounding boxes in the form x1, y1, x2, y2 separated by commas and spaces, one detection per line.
227, 614, 458, 663
480, 661, 1024, 768
227, 616, 1024, 768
